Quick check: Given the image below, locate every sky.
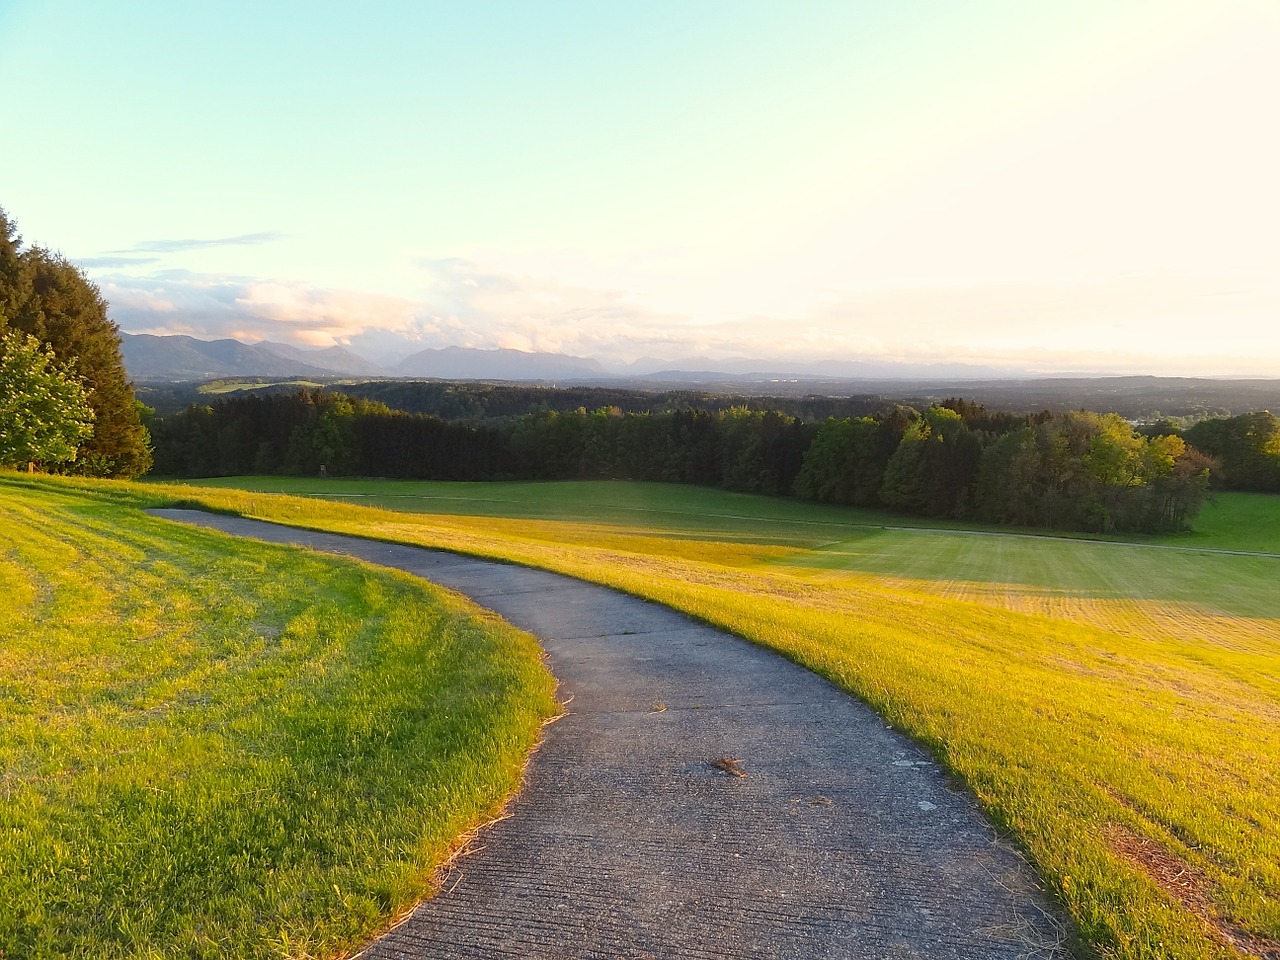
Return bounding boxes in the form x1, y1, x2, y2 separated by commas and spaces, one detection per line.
1, 0, 1278, 375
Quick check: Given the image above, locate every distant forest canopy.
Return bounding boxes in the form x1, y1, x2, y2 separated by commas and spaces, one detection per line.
143, 390, 1280, 535
137, 373, 1280, 423
139, 378, 892, 422
1181, 413, 1280, 492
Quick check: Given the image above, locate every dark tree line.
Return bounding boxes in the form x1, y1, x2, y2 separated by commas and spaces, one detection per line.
1181, 412, 1280, 492
151, 392, 504, 481
0, 207, 151, 477
146, 378, 888, 422
152, 393, 813, 495
796, 404, 1211, 533
152, 390, 1214, 533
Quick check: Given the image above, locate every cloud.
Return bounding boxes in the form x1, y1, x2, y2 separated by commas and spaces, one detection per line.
407, 259, 1280, 374
795, 272, 1280, 371
94, 257, 1280, 377
75, 256, 162, 268
639, 271, 1272, 378
405, 258, 758, 364
100, 271, 421, 356
111, 232, 286, 254
97, 258, 707, 365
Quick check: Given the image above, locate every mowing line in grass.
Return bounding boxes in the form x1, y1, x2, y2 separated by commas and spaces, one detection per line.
0, 475, 558, 960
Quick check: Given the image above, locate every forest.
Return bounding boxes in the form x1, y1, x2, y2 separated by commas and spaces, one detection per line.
0, 208, 151, 477
141, 390, 1272, 535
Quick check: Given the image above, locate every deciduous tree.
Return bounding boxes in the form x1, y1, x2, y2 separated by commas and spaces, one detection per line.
0, 328, 95, 468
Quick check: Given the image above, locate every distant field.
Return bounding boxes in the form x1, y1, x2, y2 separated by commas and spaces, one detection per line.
1157, 491, 1280, 554
0, 476, 557, 960
185, 475, 1280, 553
164, 476, 1280, 960
184, 476, 1022, 542
197, 379, 334, 394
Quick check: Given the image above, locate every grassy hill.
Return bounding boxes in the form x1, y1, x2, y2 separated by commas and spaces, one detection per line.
0, 475, 557, 959
167, 477, 1280, 960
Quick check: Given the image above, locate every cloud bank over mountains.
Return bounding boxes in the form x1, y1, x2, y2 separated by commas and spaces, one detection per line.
89, 253, 1280, 378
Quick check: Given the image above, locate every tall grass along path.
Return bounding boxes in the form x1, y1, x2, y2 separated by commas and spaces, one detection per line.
152, 508, 1069, 959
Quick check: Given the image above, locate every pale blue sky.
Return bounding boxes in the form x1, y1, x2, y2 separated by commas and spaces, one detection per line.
2, 1, 1277, 373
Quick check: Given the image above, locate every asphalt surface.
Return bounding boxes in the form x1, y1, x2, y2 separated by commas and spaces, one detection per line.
151, 509, 1071, 959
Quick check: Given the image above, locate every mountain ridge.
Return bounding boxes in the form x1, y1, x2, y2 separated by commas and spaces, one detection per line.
120, 334, 336, 381
393, 345, 608, 380
122, 332, 1042, 383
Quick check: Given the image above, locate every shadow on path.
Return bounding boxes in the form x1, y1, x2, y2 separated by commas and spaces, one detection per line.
150, 509, 1070, 960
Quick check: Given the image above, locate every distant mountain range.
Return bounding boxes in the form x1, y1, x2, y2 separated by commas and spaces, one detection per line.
252, 340, 384, 377
120, 333, 610, 382
120, 332, 1027, 384
121, 333, 1280, 421
120, 334, 375, 381
393, 345, 608, 380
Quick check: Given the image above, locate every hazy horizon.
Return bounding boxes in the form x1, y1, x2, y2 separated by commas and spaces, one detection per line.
3, 1, 1277, 377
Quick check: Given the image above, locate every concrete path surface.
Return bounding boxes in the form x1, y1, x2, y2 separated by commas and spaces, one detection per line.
151, 510, 1069, 959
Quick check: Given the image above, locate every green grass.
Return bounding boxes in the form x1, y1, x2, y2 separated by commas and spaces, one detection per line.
198, 379, 333, 395
182, 476, 1280, 553
1157, 491, 1280, 554
784, 529, 1280, 621
180, 476, 1003, 544
158, 476, 1280, 960
0, 474, 558, 960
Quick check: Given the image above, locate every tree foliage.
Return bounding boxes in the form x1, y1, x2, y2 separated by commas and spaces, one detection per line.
965, 411, 1210, 532
0, 207, 151, 476
0, 328, 95, 468
151, 391, 813, 493
150, 389, 1215, 534
797, 404, 1209, 533
1184, 412, 1280, 492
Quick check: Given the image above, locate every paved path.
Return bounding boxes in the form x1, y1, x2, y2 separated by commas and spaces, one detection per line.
152, 510, 1069, 959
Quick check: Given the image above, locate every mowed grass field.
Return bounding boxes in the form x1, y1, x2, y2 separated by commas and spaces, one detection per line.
170, 477, 1280, 960
0, 475, 557, 960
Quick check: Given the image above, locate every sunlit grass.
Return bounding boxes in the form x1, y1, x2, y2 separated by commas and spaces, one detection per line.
181, 475, 943, 544
784, 529, 1280, 667
197, 379, 333, 394
0, 475, 558, 960
1157, 491, 1280, 554
139, 475, 1280, 960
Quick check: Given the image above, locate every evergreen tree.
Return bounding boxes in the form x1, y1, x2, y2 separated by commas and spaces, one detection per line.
0, 207, 152, 477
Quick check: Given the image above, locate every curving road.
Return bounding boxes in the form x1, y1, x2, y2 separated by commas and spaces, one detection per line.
151, 510, 1069, 959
